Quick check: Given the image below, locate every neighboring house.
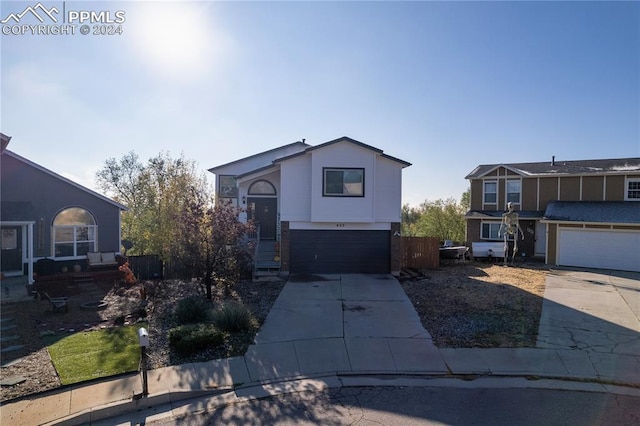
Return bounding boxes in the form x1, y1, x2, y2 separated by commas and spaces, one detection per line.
0, 133, 127, 283
208, 136, 411, 276
465, 156, 640, 272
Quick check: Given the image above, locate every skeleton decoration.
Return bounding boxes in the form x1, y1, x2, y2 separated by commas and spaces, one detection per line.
498, 202, 525, 266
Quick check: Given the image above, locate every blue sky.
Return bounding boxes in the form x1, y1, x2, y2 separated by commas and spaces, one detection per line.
1, 1, 638, 206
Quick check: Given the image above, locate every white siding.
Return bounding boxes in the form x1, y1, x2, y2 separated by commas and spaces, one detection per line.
280, 154, 312, 222
310, 142, 376, 223
280, 141, 405, 226
375, 156, 403, 222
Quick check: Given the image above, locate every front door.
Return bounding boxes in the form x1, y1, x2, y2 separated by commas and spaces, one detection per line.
248, 198, 277, 240
1, 226, 23, 273
535, 221, 546, 257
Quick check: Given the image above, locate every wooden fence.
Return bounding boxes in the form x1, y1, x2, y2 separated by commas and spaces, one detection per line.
401, 236, 440, 270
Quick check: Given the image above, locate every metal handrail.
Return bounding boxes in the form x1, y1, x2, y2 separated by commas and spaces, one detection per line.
253, 225, 261, 273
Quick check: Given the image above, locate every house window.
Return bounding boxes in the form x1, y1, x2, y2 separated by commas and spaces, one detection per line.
248, 180, 276, 195
483, 181, 497, 204
626, 178, 640, 200
481, 222, 502, 240
218, 175, 238, 198
506, 179, 521, 205
323, 168, 364, 197
53, 207, 96, 258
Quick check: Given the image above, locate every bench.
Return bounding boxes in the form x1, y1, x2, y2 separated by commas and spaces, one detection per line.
42, 292, 69, 313
87, 252, 119, 269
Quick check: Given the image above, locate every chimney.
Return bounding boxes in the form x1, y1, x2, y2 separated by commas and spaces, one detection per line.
551, 155, 555, 166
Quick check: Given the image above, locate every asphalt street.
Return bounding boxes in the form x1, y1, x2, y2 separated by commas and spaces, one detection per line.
103, 386, 640, 426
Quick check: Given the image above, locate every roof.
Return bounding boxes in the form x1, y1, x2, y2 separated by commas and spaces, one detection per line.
1, 132, 10, 153
543, 201, 640, 225
209, 136, 411, 178
466, 157, 640, 179
273, 136, 412, 167
2, 149, 128, 211
208, 141, 310, 173
465, 210, 545, 220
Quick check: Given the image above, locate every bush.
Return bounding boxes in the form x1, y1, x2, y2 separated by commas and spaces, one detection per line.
174, 296, 212, 325
211, 301, 254, 332
169, 324, 224, 354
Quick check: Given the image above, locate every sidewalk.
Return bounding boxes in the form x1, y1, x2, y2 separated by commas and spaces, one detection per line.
2, 270, 639, 425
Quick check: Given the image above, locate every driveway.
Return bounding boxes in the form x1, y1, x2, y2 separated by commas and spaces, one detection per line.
244, 274, 447, 381
536, 268, 640, 354
244, 269, 640, 385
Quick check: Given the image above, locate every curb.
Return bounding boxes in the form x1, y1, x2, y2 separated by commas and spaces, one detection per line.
42, 371, 640, 426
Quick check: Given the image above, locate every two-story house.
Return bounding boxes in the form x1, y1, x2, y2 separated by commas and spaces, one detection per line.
208, 136, 411, 276
465, 157, 640, 272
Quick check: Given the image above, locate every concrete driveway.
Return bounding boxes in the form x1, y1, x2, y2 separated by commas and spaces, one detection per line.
244, 274, 446, 382
536, 268, 640, 354
245, 268, 640, 385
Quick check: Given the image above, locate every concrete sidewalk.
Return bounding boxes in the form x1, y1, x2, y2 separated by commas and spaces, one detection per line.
2, 270, 639, 425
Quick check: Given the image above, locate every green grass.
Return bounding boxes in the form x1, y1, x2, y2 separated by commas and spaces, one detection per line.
44, 323, 147, 385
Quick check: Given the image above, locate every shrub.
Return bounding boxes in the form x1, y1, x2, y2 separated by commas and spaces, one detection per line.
169, 324, 224, 354
174, 296, 212, 325
211, 301, 254, 332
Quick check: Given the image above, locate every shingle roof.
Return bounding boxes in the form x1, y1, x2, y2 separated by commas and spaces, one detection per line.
466, 157, 640, 179
543, 201, 640, 224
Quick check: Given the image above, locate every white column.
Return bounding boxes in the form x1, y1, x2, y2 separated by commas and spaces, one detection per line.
28, 222, 34, 284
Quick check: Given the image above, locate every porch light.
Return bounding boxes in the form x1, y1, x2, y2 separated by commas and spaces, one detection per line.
242, 196, 246, 204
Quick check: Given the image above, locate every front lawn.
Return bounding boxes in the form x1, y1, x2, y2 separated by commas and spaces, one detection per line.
44, 323, 147, 385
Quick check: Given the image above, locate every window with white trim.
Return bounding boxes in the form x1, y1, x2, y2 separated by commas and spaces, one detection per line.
481, 222, 501, 240
506, 179, 521, 205
625, 177, 640, 200
323, 168, 364, 197
483, 180, 497, 204
248, 180, 276, 195
53, 207, 96, 258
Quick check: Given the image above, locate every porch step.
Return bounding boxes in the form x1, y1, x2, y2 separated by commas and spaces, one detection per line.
255, 240, 280, 270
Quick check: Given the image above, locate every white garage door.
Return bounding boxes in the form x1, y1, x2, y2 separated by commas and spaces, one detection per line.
557, 228, 640, 272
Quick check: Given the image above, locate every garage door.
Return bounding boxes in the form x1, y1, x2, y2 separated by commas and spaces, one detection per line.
289, 230, 390, 274
557, 229, 640, 272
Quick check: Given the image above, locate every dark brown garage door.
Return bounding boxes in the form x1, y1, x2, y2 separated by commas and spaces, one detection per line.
289, 230, 390, 274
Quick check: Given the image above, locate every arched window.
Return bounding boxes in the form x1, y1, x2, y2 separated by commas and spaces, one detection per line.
53, 207, 97, 258
248, 180, 276, 195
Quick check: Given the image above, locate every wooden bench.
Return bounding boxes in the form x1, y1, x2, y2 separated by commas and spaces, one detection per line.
42, 292, 69, 313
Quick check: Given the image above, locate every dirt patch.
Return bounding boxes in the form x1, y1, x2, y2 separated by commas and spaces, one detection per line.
400, 261, 548, 347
